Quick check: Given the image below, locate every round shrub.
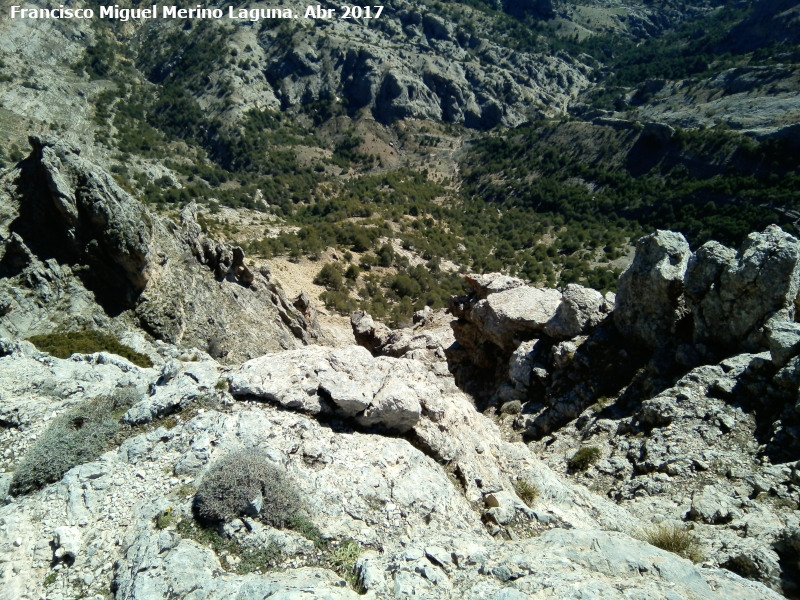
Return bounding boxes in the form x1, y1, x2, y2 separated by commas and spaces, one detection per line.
193, 451, 303, 527
567, 446, 602, 472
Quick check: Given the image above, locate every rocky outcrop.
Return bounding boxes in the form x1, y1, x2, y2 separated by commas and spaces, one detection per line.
451, 274, 612, 352
614, 230, 692, 348
0, 337, 782, 600
351, 308, 454, 368
2, 137, 152, 309
687, 225, 800, 350
447, 273, 613, 405
615, 225, 800, 353
229, 345, 428, 432
0, 137, 320, 361
3, 224, 800, 599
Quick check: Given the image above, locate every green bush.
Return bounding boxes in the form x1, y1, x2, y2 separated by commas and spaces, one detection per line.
10, 391, 137, 495
176, 518, 281, 574
330, 539, 363, 589
28, 330, 152, 368
645, 524, 703, 562
313, 263, 345, 291
344, 264, 360, 280
193, 451, 305, 528
567, 446, 601, 472
155, 507, 176, 530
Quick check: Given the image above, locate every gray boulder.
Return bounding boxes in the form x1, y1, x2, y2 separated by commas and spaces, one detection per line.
687, 225, 800, 349
469, 286, 562, 352
544, 283, 612, 339
765, 318, 800, 367
614, 230, 691, 348
114, 533, 361, 600
229, 345, 430, 432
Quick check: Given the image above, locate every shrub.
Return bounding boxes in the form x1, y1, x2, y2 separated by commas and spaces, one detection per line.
193, 451, 304, 528
567, 446, 601, 472
645, 524, 703, 562
344, 264, 360, 280
330, 539, 363, 589
155, 507, 176, 530
313, 263, 345, 291
515, 479, 539, 507
28, 330, 152, 368
10, 391, 137, 495
288, 515, 326, 549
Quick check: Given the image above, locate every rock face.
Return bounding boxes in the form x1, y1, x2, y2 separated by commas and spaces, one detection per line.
687, 225, 800, 349
351, 307, 455, 368
447, 273, 613, 404
439, 226, 800, 595
614, 230, 692, 348
230, 345, 428, 432
0, 137, 320, 361
0, 336, 782, 600
3, 137, 152, 309
615, 225, 800, 353
252, 12, 589, 129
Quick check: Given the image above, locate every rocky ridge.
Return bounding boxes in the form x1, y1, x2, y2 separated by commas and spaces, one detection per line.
0, 137, 320, 362
443, 226, 800, 596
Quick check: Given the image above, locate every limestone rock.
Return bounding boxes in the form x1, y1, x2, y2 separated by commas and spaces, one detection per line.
350, 310, 392, 354
469, 286, 562, 352
544, 283, 612, 339
686, 225, 800, 349
17, 136, 153, 307
124, 360, 220, 425
114, 533, 361, 600
53, 525, 82, 562
464, 273, 527, 300
687, 485, 739, 524
614, 230, 691, 348
230, 345, 430, 432
0, 139, 318, 360
766, 318, 800, 368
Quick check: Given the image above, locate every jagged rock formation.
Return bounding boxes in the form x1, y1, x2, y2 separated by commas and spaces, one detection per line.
350, 308, 454, 368
445, 225, 800, 596
617, 226, 800, 354
0, 137, 320, 362
446, 274, 614, 403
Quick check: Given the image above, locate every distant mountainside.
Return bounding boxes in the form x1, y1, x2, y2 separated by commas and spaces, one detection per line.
0, 0, 799, 326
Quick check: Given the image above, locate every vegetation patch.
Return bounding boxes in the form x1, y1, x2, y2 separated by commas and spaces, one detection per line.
9, 390, 139, 495
567, 446, 602, 473
329, 539, 364, 591
193, 451, 324, 545
515, 479, 540, 507
645, 524, 704, 563
175, 518, 282, 575
155, 507, 177, 530
28, 330, 152, 368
